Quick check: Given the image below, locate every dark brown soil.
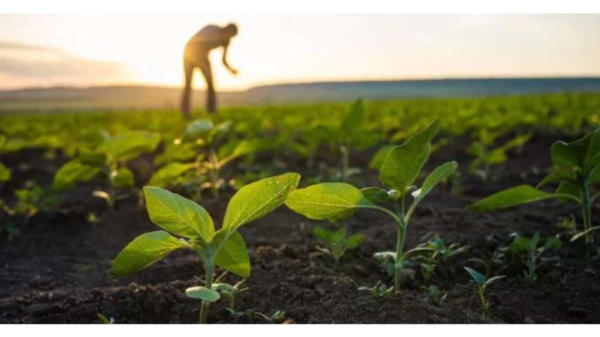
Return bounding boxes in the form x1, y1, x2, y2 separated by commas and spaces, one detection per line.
1, 133, 599, 324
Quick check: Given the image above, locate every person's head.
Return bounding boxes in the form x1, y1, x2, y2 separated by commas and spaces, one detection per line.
223, 23, 238, 38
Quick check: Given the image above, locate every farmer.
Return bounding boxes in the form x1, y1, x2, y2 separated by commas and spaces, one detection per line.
181, 23, 239, 118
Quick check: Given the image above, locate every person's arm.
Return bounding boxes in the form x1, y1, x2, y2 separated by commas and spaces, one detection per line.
222, 43, 238, 75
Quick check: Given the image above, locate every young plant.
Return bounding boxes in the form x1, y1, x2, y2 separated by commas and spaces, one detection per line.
358, 281, 394, 298
468, 129, 600, 246
468, 129, 530, 181
12, 185, 60, 224
149, 119, 266, 198
286, 119, 458, 293
97, 313, 115, 324
427, 285, 448, 306
464, 267, 505, 317
53, 130, 161, 206
415, 234, 469, 282
110, 173, 300, 324
313, 226, 365, 263
508, 233, 561, 283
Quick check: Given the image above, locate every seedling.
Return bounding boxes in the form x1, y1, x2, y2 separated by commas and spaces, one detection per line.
313, 226, 365, 263
226, 308, 287, 324
358, 281, 395, 298
464, 267, 505, 317
508, 233, 561, 283
110, 173, 300, 324
427, 285, 448, 306
53, 131, 161, 205
415, 234, 469, 281
286, 119, 457, 293
149, 119, 267, 198
12, 185, 60, 223
468, 129, 530, 181
469, 129, 600, 246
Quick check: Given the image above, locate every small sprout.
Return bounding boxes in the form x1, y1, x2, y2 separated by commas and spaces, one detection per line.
427, 285, 448, 306
464, 267, 505, 317
359, 281, 395, 298
110, 173, 300, 324
414, 234, 469, 282
468, 129, 530, 181
313, 226, 365, 263
97, 313, 114, 324
508, 233, 562, 283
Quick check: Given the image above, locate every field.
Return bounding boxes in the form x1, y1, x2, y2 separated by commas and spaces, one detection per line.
1, 93, 600, 323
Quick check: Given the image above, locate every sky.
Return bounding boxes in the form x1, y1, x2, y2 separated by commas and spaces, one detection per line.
0, 14, 599, 91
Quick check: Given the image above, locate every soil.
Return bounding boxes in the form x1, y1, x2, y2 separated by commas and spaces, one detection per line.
1, 132, 599, 324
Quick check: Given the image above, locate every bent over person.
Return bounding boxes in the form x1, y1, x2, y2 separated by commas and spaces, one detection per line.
181, 23, 239, 118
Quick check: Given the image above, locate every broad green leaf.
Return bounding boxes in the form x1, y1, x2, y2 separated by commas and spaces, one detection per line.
346, 234, 366, 249
285, 183, 373, 222
148, 162, 196, 187
223, 173, 300, 230
154, 142, 198, 166
588, 163, 600, 185
543, 237, 562, 251
369, 145, 394, 170
509, 236, 530, 253
584, 129, 600, 173
52, 159, 101, 191
361, 187, 390, 203
467, 185, 578, 212
380, 118, 439, 194
105, 131, 161, 162
184, 119, 214, 140
464, 267, 486, 285
341, 99, 364, 135
143, 186, 214, 240
0, 162, 10, 182
413, 161, 457, 203
111, 231, 186, 277
313, 226, 334, 242
110, 168, 135, 188
79, 148, 107, 167
185, 286, 220, 302
213, 230, 250, 278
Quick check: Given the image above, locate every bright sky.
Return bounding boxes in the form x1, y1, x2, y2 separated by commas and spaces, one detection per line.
0, 14, 599, 90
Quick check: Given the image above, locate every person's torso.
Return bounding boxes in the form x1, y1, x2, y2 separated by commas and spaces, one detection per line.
188, 25, 226, 51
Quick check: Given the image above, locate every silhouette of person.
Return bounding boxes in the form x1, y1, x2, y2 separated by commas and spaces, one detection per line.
181, 23, 238, 118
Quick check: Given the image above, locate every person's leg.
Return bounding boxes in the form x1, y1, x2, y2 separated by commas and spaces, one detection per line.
181, 57, 194, 119
198, 58, 216, 113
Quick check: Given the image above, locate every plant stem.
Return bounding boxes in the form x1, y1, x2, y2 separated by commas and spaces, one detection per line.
199, 263, 215, 324
581, 182, 593, 245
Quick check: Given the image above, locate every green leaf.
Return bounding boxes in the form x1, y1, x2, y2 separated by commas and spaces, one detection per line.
185, 286, 220, 302
213, 230, 250, 278
361, 187, 390, 204
543, 237, 562, 251
570, 226, 600, 242
413, 161, 457, 203
105, 131, 161, 162
111, 231, 187, 277
341, 99, 364, 135
379, 118, 439, 194
52, 159, 101, 191
467, 185, 578, 212
223, 173, 300, 231
313, 226, 334, 242
154, 142, 198, 166
0, 135, 6, 152
97, 314, 113, 324
588, 163, 600, 185
0, 162, 10, 182
148, 162, 196, 187
332, 227, 346, 242
369, 145, 394, 170
551, 138, 587, 169
537, 169, 572, 188
143, 186, 214, 240
464, 267, 486, 285
184, 119, 214, 140
509, 236, 530, 253
110, 168, 135, 188
555, 180, 581, 203
285, 183, 373, 222
78, 148, 107, 166
346, 234, 366, 249
484, 275, 506, 288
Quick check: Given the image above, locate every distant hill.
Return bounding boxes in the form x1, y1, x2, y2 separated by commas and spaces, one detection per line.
1, 77, 600, 113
